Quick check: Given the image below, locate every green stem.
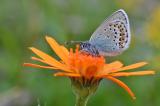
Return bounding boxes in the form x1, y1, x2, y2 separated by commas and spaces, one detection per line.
71, 78, 100, 106
75, 94, 89, 106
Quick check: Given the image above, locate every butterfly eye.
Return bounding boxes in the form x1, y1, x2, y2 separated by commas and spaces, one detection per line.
81, 44, 85, 48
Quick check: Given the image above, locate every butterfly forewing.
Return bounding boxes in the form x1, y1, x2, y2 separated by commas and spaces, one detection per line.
89, 9, 131, 56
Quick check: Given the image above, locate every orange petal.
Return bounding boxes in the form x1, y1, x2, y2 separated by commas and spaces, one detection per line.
60, 46, 69, 56
45, 36, 68, 64
110, 71, 155, 77
23, 63, 58, 69
113, 62, 148, 72
54, 72, 80, 77
29, 47, 71, 72
105, 76, 136, 100
104, 61, 123, 70
98, 61, 123, 75
31, 56, 47, 63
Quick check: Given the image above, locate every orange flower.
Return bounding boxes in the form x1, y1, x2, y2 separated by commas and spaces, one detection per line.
23, 36, 155, 100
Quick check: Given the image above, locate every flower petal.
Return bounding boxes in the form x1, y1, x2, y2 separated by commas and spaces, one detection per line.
29, 47, 72, 72
98, 61, 123, 75
31, 56, 47, 63
104, 61, 123, 70
45, 36, 68, 63
60, 45, 69, 56
113, 62, 148, 72
23, 63, 58, 69
105, 76, 136, 100
54, 72, 80, 77
110, 71, 155, 77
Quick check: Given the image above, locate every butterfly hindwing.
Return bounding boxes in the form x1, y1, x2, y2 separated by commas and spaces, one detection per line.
89, 9, 131, 56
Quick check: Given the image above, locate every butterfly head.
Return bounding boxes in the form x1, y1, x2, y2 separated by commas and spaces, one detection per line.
65, 40, 99, 56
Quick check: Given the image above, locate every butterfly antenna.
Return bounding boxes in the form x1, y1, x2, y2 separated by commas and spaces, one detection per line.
65, 41, 83, 45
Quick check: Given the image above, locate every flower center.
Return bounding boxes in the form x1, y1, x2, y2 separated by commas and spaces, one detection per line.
68, 46, 105, 79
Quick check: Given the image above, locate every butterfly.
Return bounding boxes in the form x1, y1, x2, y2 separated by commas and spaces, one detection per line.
69, 9, 131, 57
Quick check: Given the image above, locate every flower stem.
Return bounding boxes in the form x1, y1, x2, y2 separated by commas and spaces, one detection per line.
71, 78, 100, 106
75, 94, 89, 106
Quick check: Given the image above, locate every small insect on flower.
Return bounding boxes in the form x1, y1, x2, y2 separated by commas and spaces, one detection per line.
68, 9, 131, 57
24, 36, 155, 100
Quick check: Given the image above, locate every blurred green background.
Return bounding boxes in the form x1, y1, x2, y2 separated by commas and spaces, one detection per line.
0, 0, 160, 106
